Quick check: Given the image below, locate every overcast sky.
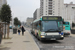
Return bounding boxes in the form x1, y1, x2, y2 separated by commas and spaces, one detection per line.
7, 0, 75, 22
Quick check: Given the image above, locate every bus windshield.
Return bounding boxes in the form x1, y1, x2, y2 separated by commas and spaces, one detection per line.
41, 21, 63, 32
63, 22, 70, 30
63, 22, 69, 25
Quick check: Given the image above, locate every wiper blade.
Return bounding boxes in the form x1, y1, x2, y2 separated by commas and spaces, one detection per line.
45, 29, 56, 32
55, 30, 61, 32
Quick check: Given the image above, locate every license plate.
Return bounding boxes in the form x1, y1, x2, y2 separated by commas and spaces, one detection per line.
51, 38, 56, 40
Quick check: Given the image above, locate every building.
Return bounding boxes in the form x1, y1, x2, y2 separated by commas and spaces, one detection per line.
0, 0, 7, 9
63, 2, 75, 27
2, 0, 7, 4
0, 0, 2, 8
40, 0, 64, 17
26, 17, 33, 27
0, 0, 7, 22
33, 0, 64, 20
33, 8, 40, 20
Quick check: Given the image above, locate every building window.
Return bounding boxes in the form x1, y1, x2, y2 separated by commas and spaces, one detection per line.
42, 0, 43, 1
48, 13, 52, 15
49, 5, 52, 6
49, 10, 52, 13
49, 0, 52, 1
49, 6, 52, 8
49, 2, 52, 4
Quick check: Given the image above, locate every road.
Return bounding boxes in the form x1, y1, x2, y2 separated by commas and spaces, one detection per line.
10, 28, 75, 50
27, 28, 75, 50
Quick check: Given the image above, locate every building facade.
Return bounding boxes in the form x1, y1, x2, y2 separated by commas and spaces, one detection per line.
63, 2, 75, 27
2, 0, 7, 4
0, 0, 2, 8
26, 17, 33, 27
40, 0, 64, 17
33, 8, 40, 20
0, 0, 7, 9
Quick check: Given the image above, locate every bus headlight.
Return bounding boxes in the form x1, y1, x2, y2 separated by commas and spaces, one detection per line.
61, 35, 63, 37
41, 36, 45, 38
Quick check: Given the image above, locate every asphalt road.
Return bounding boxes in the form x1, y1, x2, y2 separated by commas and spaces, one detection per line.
71, 29, 75, 34
27, 29, 75, 50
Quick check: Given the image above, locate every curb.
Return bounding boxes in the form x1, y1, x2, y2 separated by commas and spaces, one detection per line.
28, 30, 40, 50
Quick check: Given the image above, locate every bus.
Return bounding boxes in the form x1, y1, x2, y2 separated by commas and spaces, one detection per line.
31, 16, 64, 40
63, 21, 71, 35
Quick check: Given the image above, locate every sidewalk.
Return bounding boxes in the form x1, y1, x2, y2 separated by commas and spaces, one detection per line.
0, 31, 39, 50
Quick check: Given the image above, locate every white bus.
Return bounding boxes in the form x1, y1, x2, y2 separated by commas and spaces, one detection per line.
31, 16, 64, 40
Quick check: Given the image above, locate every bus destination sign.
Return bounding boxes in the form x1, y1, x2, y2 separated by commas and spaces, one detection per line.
42, 16, 62, 21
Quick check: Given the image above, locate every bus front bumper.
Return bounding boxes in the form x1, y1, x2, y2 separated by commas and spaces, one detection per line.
40, 35, 64, 40
64, 33, 70, 35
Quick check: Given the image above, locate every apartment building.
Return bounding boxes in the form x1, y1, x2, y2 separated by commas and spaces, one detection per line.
40, 0, 64, 17
0, 0, 7, 9
0, 0, 2, 9
33, 8, 40, 20
2, 0, 7, 4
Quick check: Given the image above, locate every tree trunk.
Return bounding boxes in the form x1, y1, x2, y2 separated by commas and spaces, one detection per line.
7, 24, 9, 38
2, 26, 3, 38
4, 22, 6, 39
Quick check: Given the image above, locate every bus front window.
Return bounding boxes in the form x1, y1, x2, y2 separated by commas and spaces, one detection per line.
41, 21, 63, 32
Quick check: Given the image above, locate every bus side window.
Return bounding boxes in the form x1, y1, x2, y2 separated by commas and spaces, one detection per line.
58, 22, 63, 31
34, 23, 37, 29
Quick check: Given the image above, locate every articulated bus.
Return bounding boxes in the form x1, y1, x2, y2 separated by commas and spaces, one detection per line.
31, 16, 64, 40
63, 21, 71, 35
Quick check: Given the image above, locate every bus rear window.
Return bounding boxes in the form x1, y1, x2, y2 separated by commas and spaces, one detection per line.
63, 22, 69, 25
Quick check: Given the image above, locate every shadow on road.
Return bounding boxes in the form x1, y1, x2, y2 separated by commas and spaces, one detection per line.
0, 47, 10, 50
41, 40, 62, 44
71, 29, 75, 34
64, 35, 72, 37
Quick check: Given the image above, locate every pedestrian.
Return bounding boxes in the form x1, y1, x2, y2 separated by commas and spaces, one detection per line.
21, 26, 25, 36
18, 28, 21, 35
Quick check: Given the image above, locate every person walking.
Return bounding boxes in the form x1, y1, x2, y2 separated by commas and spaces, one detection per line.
21, 26, 25, 36
18, 28, 21, 35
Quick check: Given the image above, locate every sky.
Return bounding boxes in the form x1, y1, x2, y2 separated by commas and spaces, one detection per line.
7, 0, 75, 22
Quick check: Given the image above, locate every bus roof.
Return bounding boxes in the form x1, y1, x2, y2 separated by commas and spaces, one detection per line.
33, 19, 41, 23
